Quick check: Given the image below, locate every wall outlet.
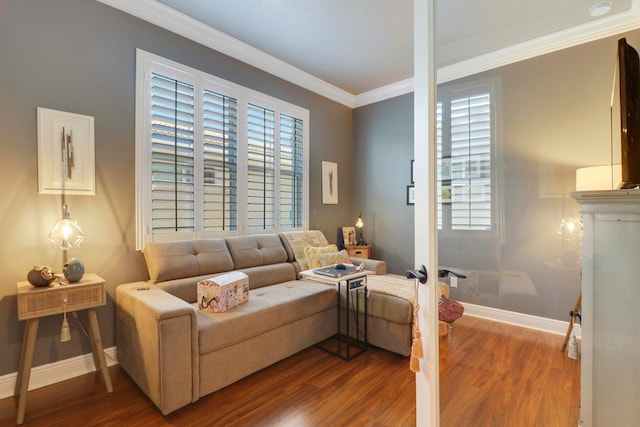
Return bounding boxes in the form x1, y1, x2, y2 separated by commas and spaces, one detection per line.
450, 276, 458, 288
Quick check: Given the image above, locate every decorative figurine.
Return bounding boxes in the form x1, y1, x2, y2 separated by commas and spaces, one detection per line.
63, 258, 85, 283
27, 265, 56, 287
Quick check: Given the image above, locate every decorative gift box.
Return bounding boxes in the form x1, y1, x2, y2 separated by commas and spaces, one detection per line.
197, 271, 249, 313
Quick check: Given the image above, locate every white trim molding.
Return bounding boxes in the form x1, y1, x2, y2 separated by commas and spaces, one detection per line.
353, 78, 414, 108
462, 302, 582, 339
99, 0, 640, 108
99, 0, 640, 109
357, 2, 640, 105
0, 347, 117, 400
437, 5, 640, 85
97, 0, 355, 108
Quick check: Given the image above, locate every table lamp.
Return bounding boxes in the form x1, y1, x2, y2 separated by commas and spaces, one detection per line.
48, 204, 84, 258
47, 203, 84, 342
355, 213, 365, 245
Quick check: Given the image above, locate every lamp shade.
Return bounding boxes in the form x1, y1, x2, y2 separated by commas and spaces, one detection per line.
576, 165, 621, 191
48, 218, 84, 250
355, 213, 365, 245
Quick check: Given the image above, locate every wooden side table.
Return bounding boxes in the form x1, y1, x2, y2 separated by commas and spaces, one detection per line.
15, 273, 112, 425
345, 244, 371, 259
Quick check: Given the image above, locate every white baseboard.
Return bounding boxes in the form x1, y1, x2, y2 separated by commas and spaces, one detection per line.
461, 302, 582, 339
0, 305, 580, 400
0, 347, 118, 400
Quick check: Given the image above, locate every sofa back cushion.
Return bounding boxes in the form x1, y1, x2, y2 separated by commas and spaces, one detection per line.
237, 263, 297, 289
279, 230, 330, 271
225, 234, 287, 269
144, 239, 234, 283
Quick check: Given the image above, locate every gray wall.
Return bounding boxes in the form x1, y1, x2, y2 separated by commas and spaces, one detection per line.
0, 0, 354, 376
353, 94, 415, 273
355, 32, 639, 320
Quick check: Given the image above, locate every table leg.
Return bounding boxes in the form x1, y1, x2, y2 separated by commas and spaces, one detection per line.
14, 321, 29, 397
86, 309, 113, 393
345, 281, 351, 359
16, 318, 39, 425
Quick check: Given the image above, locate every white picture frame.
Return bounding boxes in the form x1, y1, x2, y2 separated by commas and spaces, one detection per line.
342, 226, 357, 246
407, 185, 415, 205
440, 157, 452, 180
37, 107, 95, 195
322, 161, 338, 204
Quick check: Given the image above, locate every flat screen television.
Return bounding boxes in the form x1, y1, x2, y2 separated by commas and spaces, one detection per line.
618, 38, 640, 189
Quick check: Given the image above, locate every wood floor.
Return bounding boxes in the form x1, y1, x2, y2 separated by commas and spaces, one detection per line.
0, 316, 580, 426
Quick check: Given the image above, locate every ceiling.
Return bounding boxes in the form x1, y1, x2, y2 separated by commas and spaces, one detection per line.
102, 0, 640, 105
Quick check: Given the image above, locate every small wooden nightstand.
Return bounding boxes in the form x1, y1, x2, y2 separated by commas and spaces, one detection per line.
15, 273, 112, 425
345, 244, 371, 259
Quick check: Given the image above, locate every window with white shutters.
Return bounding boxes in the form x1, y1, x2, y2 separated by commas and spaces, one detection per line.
437, 79, 499, 233
247, 104, 275, 230
150, 74, 196, 235
279, 114, 304, 228
136, 50, 308, 249
203, 90, 238, 232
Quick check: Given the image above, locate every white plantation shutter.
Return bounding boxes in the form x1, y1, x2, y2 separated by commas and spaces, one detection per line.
137, 51, 308, 249
203, 90, 238, 231
437, 81, 495, 232
247, 104, 276, 230
279, 114, 304, 228
150, 73, 195, 234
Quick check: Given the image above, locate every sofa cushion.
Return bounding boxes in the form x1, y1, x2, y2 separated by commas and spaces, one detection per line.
144, 239, 234, 283
225, 235, 288, 269
156, 263, 297, 303
279, 230, 330, 271
308, 250, 350, 269
364, 274, 414, 325
304, 244, 338, 268
236, 263, 297, 290
196, 279, 336, 354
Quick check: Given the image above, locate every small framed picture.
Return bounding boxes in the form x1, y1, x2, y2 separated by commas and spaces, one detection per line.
407, 185, 415, 205
441, 186, 452, 204
342, 226, 357, 246
322, 161, 338, 204
411, 160, 415, 184
440, 157, 451, 180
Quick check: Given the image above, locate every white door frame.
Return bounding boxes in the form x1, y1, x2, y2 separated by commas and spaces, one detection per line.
414, 0, 439, 426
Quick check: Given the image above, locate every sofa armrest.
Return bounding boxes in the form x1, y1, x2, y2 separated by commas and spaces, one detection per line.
350, 257, 387, 275
116, 282, 199, 415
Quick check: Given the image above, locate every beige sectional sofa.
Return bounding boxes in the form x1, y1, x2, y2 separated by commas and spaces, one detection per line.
116, 231, 414, 415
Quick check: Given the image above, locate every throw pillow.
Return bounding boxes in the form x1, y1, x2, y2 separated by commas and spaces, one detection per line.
438, 295, 464, 324
303, 244, 338, 269
308, 249, 351, 269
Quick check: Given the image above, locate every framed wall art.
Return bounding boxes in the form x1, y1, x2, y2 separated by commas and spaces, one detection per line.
411, 160, 415, 184
37, 107, 95, 195
407, 185, 415, 205
342, 226, 357, 246
441, 186, 452, 204
322, 161, 338, 204
440, 157, 451, 180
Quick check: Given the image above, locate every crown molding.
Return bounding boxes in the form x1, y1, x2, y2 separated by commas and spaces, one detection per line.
97, 0, 356, 108
353, 78, 414, 108
438, 4, 640, 85
356, 3, 640, 106
99, 0, 640, 109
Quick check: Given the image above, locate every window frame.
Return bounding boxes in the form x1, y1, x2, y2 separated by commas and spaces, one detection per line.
135, 49, 309, 249
436, 77, 503, 239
